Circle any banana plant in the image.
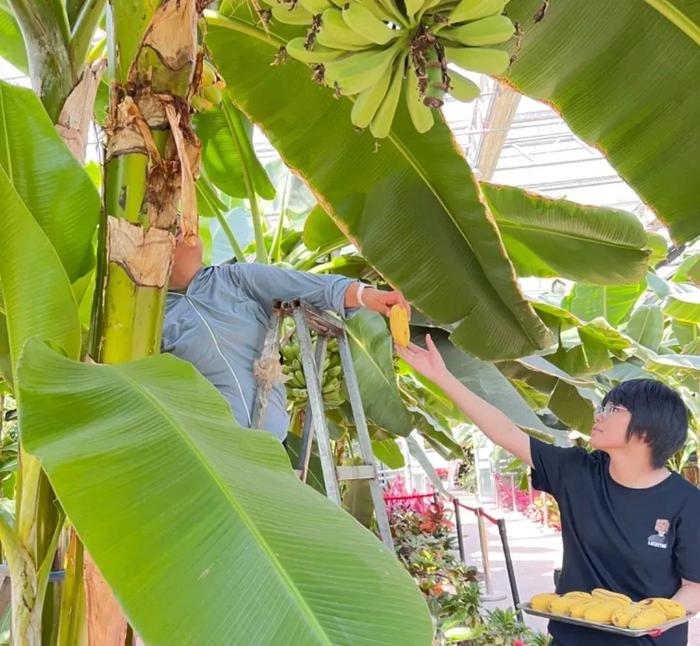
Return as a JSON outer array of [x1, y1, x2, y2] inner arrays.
[[0, 0, 698, 642]]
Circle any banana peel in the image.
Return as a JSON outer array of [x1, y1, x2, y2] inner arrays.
[[389, 304, 410, 347], [530, 592, 559, 612]]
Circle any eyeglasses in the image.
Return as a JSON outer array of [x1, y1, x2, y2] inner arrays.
[[595, 402, 628, 418]]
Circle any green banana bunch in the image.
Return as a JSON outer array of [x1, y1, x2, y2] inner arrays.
[[281, 335, 346, 410], [279, 0, 516, 137], [191, 59, 226, 113]]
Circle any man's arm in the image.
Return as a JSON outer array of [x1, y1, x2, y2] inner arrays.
[[230, 262, 408, 318], [673, 579, 700, 615], [397, 334, 532, 467]]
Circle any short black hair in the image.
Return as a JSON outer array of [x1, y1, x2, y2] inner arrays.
[[603, 379, 688, 469]]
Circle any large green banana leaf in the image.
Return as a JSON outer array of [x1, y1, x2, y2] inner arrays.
[[0, 81, 99, 281], [0, 1, 27, 72], [504, 0, 700, 243], [625, 304, 664, 351], [664, 292, 700, 324], [194, 100, 275, 201], [482, 184, 650, 284], [19, 341, 432, 646], [0, 165, 81, 376], [563, 281, 647, 326], [304, 187, 650, 286], [420, 330, 555, 435], [346, 311, 412, 436], [206, 14, 551, 361]]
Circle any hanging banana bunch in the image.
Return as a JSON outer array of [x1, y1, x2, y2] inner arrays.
[[268, 0, 514, 137], [192, 59, 227, 112], [281, 334, 346, 410]]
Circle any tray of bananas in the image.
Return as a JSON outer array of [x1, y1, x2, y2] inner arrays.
[[523, 589, 690, 637]]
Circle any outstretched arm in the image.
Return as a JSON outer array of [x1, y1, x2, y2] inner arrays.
[[397, 334, 532, 467]]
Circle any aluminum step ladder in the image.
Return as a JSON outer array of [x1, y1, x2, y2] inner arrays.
[[252, 299, 394, 550]]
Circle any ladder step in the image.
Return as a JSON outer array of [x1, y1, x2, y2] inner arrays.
[[336, 464, 376, 481]]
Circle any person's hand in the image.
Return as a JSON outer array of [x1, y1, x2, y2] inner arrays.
[[363, 288, 410, 317], [396, 334, 448, 385]]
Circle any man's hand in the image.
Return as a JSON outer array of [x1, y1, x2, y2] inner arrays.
[[362, 288, 410, 317], [344, 284, 410, 317]]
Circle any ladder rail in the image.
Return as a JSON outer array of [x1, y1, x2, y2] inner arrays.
[[337, 334, 394, 550], [253, 299, 395, 550]]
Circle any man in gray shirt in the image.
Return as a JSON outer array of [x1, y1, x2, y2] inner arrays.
[[162, 236, 409, 442]]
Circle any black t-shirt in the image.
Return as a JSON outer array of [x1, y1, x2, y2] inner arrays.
[[530, 437, 700, 646]]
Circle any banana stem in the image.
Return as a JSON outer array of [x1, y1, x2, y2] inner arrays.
[[271, 171, 291, 263], [203, 11, 285, 48], [642, 0, 700, 45], [221, 99, 268, 264]]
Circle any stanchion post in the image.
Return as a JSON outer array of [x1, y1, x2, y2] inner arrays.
[[541, 491, 548, 527], [497, 518, 522, 622], [453, 499, 466, 564], [476, 507, 493, 596]]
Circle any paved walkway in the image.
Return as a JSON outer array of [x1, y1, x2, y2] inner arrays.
[[452, 492, 699, 644]]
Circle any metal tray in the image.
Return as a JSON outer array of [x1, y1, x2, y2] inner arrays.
[[520, 603, 691, 638]]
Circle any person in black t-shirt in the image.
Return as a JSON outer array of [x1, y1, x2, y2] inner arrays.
[[397, 334, 700, 646]]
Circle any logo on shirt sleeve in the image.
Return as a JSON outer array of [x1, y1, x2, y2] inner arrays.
[[647, 518, 670, 549]]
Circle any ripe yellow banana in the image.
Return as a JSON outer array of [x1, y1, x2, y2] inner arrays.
[[448, 0, 508, 24], [638, 598, 686, 620], [324, 45, 399, 95], [591, 589, 632, 606], [583, 601, 627, 625], [405, 64, 434, 133], [612, 606, 642, 628], [530, 593, 559, 612], [342, 2, 399, 45], [317, 8, 376, 50], [570, 600, 598, 619], [271, 2, 314, 25], [548, 593, 591, 616], [369, 58, 404, 138], [440, 15, 515, 46], [389, 304, 410, 347], [628, 608, 668, 630], [286, 38, 346, 63], [444, 46, 510, 74], [351, 64, 394, 128], [447, 69, 480, 102]]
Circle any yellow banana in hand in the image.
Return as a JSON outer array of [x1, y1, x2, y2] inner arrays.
[[389, 304, 410, 347]]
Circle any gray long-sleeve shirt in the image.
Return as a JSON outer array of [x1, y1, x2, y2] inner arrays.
[[161, 262, 356, 441]]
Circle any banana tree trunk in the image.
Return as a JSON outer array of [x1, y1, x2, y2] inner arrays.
[[81, 0, 202, 641]]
